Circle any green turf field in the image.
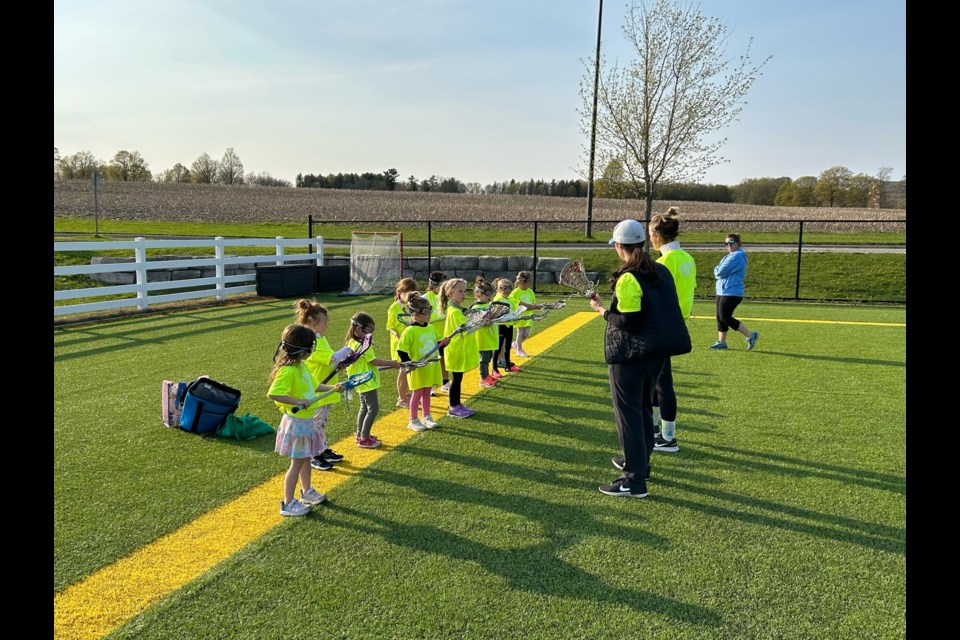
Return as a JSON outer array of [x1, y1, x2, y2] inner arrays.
[[54, 296, 906, 639]]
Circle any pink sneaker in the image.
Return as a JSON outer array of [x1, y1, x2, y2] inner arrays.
[[490, 371, 504, 380], [357, 436, 381, 449], [479, 375, 497, 388], [506, 365, 522, 373]]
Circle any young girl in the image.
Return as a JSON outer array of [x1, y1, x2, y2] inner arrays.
[[439, 278, 480, 418], [344, 312, 403, 448], [295, 299, 354, 471], [267, 324, 344, 517], [472, 277, 499, 388], [425, 271, 450, 393], [396, 294, 443, 431], [509, 270, 545, 359], [387, 278, 419, 409], [492, 277, 521, 374]]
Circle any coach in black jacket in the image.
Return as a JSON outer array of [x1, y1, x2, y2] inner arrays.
[[590, 219, 691, 498]]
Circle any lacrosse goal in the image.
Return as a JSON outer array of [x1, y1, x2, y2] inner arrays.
[[341, 231, 404, 295]]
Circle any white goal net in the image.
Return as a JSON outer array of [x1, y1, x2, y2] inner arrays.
[[343, 231, 403, 295]]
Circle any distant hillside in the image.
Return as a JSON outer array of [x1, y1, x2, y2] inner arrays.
[[53, 179, 905, 224]]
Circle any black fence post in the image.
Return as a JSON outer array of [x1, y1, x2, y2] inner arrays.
[[308, 214, 314, 257], [427, 221, 432, 275], [794, 220, 804, 300], [532, 222, 539, 293]]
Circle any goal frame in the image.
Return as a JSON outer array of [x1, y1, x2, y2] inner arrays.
[[340, 231, 404, 296]]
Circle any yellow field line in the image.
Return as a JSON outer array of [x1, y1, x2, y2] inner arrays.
[[53, 312, 599, 640], [690, 315, 905, 327]]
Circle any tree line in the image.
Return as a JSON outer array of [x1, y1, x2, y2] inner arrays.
[[54, 147, 905, 209]]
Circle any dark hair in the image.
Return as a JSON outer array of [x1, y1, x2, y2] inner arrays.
[[269, 324, 316, 381], [344, 311, 375, 345], [474, 276, 494, 296], [650, 207, 681, 242], [428, 271, 447, 288], [293, 299, 328, 325], [609, 242, 660, 289], [726, 233, 742, 244], [406, 293, 432, 315]]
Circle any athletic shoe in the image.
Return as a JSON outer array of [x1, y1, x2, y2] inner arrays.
[[407, 418, 428, 432], [430, 389, 436, 397], [653, 434, 680, 453], [300, 487, 327, 505], [610, 456, 651, 479], [746, 331, 759, 351], [310, 456, 333, 471], [709, 341, 728, 350], [514, 349, 530, 358], [479, 375, 497, 388], [280, 498, 312, 517], [438, 383, 451, 394], [320, 448, 343, 463], [422, 415, 439, 429], [447, 404, 474, 418], [490, 371, 504, 380], [356, 436, 381, 448], [598, 476, 648, 498], [496, 360, 507, 368], [511, 341, 518, 350], [396, 399, 409, 409], [506, 365, 522, 373]]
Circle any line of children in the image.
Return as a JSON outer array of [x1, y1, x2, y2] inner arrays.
[[267, 324, 344, 517], [344, 312, 403, 448], [438, 277, 480, 418], [294, 299, 353, 471], [396, 293, 443, 431], [387, 277, 419, 409], [471, 277, 500, 388]]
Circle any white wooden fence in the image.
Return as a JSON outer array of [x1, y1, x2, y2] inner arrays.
[[54, 236, 325, 317]]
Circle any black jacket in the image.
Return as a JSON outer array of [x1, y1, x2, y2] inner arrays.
[[603, 263, 692, 364]]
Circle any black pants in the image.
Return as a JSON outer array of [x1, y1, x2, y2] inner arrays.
[[653, 357, 675, 422], [497, 325, 514, 366], [716, 295, 744, 332], [608, 358, 664, 481], [449, 371, 465, 407]]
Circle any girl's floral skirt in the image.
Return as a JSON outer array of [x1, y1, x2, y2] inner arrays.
[[275, 413, 324, 459]]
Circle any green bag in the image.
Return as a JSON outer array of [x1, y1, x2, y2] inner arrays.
[[216, 413, 276, 441]]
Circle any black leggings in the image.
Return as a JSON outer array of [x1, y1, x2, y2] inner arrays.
[[653, 358, 676, 422], [449, 371, 465, 406], [716, 295, 744, 332], [497, 325, 514, 366]]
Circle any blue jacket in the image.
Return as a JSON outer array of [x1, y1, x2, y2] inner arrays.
[[713, 249, 747, 296]]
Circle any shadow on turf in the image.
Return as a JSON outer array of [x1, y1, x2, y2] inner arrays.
[[751, 350, 905, 368], [321, 475, 723, 627]]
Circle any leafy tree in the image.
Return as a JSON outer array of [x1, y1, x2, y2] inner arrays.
[[406, 175, 418, 191], [845, 173, 873, 208], [579, 0, 770, 231], [875, 166, 893, 208], [107, 150, 152, 182], [157, 163, 192, 183], [382, 168, 399, 191], [814, 165, 852, 207], [594, 158, 632, 199], [56, 150, 103, 180], [191, 153, 219, 184], [732, 177, 788, 205], [217, 148, 244, 185]]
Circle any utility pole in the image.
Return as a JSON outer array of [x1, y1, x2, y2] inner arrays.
[[585, 0, 603, 238]]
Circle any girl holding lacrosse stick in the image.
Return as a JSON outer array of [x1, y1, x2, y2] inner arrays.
[[472, 277, 501, 387], [387, 278, 419, 409], [509, 270, 546, 358], [397, 294, 444, 431], [295, 299, 354, 471], [646, 208, 697, 454], [344, 312, 403, 449], [439, 278, 480, 418], [589, 219, 690, 499], [492, 277, 521, 373], [425, 271, 451, 393], [268, 324, 345, 516]]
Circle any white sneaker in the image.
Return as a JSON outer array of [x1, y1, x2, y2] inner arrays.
[[300, 487, 327, 505], [280, 498, 312, 517], [422, 415, 439, 429], [514, 349, 529, 358], [407, 418, 428, 432], [511, 341, 517, 350], [438, 383, 451, 394]]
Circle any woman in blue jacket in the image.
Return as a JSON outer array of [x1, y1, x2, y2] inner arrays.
[[712, 234, 759, 350]]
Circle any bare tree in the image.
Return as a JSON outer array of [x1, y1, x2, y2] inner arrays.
[[56, 150, 103, 180], [191, 153, 219, 184], [579, 0, 771, 230], [217, 148, 244, 185], [875, 166, 893, 209]]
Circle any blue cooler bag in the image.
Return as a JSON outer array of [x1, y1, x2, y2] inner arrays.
[[179, 377, 242, 434]]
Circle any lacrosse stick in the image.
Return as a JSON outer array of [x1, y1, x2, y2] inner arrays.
[[291, 370, 375, 413], [414, 304, 505, 364], [541, 300, 567, 310], [379, 355, 443, 372], [320, 331, 374, 384], [558, 259, 599, 300], [395, 313, 415, 327]]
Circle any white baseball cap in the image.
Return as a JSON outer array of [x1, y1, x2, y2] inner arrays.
[[609, 219, 646, 245]]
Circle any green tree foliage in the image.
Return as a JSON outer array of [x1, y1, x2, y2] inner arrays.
[[814, 165, 853, 207], [732, 177, 789, 205], [191, 153, 219, 184], [580, 0, 770, 228], [157, 163, 192, 183], [382, 168, 399, 191], [56, 150, 104, 180], [594, 159, 632, 199], [406, 175, 418, 191], [106, 150, 152, 182], [217, 148, 244, 185]]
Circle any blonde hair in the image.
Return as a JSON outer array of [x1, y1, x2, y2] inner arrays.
[[438, 278, 467, 315], [650, 206, 681, 242], [293, 299, 328, 326], [394, 277, 417, 300]]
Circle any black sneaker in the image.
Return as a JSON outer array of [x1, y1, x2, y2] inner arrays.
[[653, 434, 679, 453], [610, 456, 650, 480], [598, 476, 648, 498], [310, 456, 333, 471], [320, 448, 343, 463]]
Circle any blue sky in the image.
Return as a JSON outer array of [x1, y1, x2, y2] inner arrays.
[[54, 0, 905, 187]]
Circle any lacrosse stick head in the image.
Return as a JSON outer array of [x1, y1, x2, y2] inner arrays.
[[343, 370, 374, 389], [558, 260, 598, 299], [396, 313, 415, 327], [485, 300, 512, 321]]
